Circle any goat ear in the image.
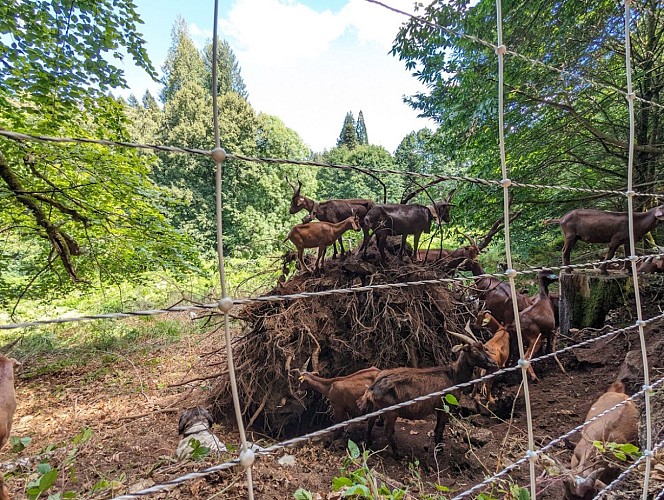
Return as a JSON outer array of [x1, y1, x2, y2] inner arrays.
[[178, 413, 187, 435], [655, 209, 664, 219]]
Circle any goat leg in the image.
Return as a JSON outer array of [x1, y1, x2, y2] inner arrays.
[[298, 248, 312, 273], [338, 236, 345, 258]]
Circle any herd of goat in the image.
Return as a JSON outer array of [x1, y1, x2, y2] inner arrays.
[[283, 178, 664, 498]]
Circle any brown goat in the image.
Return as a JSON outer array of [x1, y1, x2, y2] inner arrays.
[[296, 367, 381, 439], [545, 205, 664, 273], [463, 259, 532, 325], [284, 215, 361, 273], [356, 340, 497, 454], [415, 242, 480, 269], [563, 381, 638, 500], [0, 356, 19, 500], [469, 312, 510, 404], [509, 270, 558, 382], [287, 178, 374, 259]]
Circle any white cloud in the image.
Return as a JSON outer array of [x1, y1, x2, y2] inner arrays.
[[189, 22, 213, 48], [219, 0, 434, 152]]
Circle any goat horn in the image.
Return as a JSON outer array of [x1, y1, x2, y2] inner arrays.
[[300, 356, 310, 373], [447, 329, 476, 345], [459, 230, 477, 248], [446, 188, 456, 202], [285, 176, 296, 191], [463, 320, 479, 342]]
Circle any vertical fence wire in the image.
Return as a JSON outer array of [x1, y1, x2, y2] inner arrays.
[[494, 1, 537, 497], [623, 1, 653, 497], [210, 0, 255, 497]]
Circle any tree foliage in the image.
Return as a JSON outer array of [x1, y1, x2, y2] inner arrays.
[[337, 111, 359, 149], [391, 0, 664, 256], [356, 110, 369, 145]]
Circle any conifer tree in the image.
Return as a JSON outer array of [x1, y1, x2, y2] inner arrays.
[[356, 110, 368, 145], [204, 39, 249, 99], [336, 111, 359, 149]]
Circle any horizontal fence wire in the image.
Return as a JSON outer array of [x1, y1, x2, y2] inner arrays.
[[595, 439, 664, 499], [453, 375, 664, 500], [365, 0, 664, 113], [110, 314, 664, 499], [1, 128, 662, 199], [3, 252, 664, 330]]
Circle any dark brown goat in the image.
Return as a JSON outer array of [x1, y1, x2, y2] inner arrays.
[[545, 205, 664, 273], [284, 216, 360, 273], [563, 381, 638, 500], [287, 178, 374, 258], [356, 339, 497, 454], [415, 234, 479, 268], [296, 367, 381, 439], [463, 259, 531, 326], [361, 194, 454, 263], [509, 270, 558, 382]]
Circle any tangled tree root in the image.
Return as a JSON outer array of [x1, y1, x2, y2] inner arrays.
[[211, 248, 477, 437]]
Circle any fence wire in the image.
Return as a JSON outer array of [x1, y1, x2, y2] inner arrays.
[[1, 128, 661, 199], [3, 252, 663, 331], [2, 0, 663, 499], [109, 315, 664, 499]]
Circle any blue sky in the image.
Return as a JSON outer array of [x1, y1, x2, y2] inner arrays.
[[117, 0, 436, 153]]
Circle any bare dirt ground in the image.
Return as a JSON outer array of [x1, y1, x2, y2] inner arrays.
[[4, 286, 664, 499]]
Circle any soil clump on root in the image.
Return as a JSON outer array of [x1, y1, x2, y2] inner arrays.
[[211, 247, 474, 438]]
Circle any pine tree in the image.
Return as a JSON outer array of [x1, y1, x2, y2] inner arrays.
[[160, 17, 206, 103], [356, 110, 368, 145], [204, 39, 249, 99], [336, 111, 358, 149]]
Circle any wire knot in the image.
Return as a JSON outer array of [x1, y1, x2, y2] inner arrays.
[[504, 268, 518, 279], [525, 449, 538, 460], [625, 190, 635, 197], [635, 319, 646, 327], [240, 448, 256, 468], [625, 92, 636, 101], [218, 297, 234, 313], [495, 45, 507, 56], [500, 178, 512, 188], [211, 147, 227, 163], [518, 358, 530, 369]]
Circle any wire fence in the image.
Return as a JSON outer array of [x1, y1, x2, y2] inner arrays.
[[2, 0, 663, 499]]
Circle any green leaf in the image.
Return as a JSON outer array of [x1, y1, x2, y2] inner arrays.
[[39, 468, 59, 491], [293, 488, 313, 500], [37, 463, 53, 475], [343, 484, 371, 497], [10, 436, 32, 453], [612, 450, 627, 461], [618, 443, 641, 456], [72, 427, 93, 445], [347, 440, 360, 460], [435, 484, 451, 491], [516, 486, 530, 500], [332, 476, 354, 491], [444, 393, 459, 406]]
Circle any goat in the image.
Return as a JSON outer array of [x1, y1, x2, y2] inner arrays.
[[462, 259, 532, 325], [356, 336, 497, 454], [563, 381, 638, 500], [415, 233, 479, 268], [544, 205, 664, 273], [0, 356, 19, 500], [637, 254, 664, 274], [295, 367, 381, 439], [284, 215, 361, 273], [176, 407, 226, 460], [467, 312, 510, 404], [509, 270, 558, 382], [287, 178, 374, 258], [361, 194, 454, 263]]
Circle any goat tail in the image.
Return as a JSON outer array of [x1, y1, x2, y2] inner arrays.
[[356, 390, 374, 415], [542, 218, 561, 225]]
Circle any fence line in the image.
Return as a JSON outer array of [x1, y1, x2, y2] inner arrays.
[[1, 128, 662, 199], [3, 252, 663, 331], [109, 327, 664, 500]]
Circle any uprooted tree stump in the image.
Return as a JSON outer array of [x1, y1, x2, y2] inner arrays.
[[210, 245, 477, 438]]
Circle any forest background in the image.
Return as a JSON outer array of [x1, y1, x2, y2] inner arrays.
[[1, 0, 662, 323]]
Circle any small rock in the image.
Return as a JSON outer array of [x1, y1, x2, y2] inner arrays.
[[129, 479, 155, 492], [468, 428, 494, 447]]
